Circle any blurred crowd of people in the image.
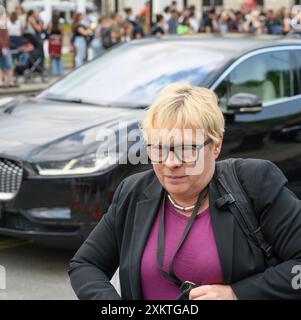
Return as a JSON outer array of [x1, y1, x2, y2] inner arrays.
[[71, 1, 300, 65], [150, 2, 298, 36], [0, 1, 300, 88], [0, 5, 64, 87]]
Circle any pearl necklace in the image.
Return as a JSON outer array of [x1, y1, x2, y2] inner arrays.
[[167, 195, 196, 213]]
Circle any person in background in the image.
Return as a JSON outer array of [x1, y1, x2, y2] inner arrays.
[[71, 12, 93, 67], [243, 9, 264, 35], [120, 21, 134, 43], [168, 9, 179, 34], [139, 1, 151, 34], [219, 11, 230, 33], [111, 13, 122, 44], [39, 9, 50, 30], [39, 8, 51, 64], [161, 13, 169, 34], [17, 35, 34, 54], [7, 11, 24, 60], [25, 10, 42, 37], [178, 7, 189, 23], [48, 11, 64, 76], [268, 9, 283, 35], [227, 10, 244, 33], [273, 9, 285, 35], [170, 1, 178, 12], [15, 6, 26, 30], [132, 17, 144, 39], [162, 6, 171, 22], [0, 9, 14, 88], [177, 16, 193, 35], [188, 6, 199, 33], [265, 10, 275, 34], [90, 17, 104, 58], [25, 10, 44, 70], [124, 7, 137, 27], [200, 9, 220, 33], [282, 9, 292, 35], [39, 8, 50, 41], [151, 14, 167, 37], [100, 16, 114, 50]]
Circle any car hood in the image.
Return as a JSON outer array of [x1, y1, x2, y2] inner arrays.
[[0, 97, 144, 160]]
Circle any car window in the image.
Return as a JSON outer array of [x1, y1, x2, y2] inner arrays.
[[214, 80, 229, 112], [41, 41, 227, 106], [226, 51, 292, 104], [292, 49, 301, 95]]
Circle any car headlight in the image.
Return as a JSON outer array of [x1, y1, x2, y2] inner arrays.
[[35, 153, 116, 176]]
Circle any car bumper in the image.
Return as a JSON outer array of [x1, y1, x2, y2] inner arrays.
[[0, 166, 121, 248], [0, 225, 85, 249]]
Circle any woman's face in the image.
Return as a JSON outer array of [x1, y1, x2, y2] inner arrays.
[[149, 129, 222, 199]]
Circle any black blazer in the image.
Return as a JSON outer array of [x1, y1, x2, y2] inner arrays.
[[69, 159, 301, 300]]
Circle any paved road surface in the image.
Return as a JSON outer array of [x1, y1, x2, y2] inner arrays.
[[0, 236, 77, 300]]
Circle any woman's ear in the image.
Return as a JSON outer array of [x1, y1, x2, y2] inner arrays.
[[213, 136, 223, 159]]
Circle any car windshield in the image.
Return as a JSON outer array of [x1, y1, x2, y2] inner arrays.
[[40, 40, 227, 107]]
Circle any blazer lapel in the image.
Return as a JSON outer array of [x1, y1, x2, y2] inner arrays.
[[209, 180, 235, 284], [129, 176, 164, 300]]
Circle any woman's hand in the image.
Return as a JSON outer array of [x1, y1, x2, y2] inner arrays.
[[2, 47, 7, 56], [189, 285, 237, 300]]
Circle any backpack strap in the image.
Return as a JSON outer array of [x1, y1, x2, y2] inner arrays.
[[214, 158, 279, 267]]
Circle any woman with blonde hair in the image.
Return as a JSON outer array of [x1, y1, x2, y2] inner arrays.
[[69, 83, 301, 300]]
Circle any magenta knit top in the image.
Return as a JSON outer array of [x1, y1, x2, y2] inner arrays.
[[140, 200, 223, 300]]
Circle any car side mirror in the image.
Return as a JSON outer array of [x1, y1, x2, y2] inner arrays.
[[227, 93, 263, 114]]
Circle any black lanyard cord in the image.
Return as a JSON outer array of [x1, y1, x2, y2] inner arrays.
[[156, 186, 209, 287]]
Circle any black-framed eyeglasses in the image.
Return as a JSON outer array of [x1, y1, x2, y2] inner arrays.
[[146, 138, 213, 164]]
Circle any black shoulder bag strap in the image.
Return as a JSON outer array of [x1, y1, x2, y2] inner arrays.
[[214, 158, 279, 267]]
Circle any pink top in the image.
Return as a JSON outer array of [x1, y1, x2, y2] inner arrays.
[[140, 200, 223, 300]]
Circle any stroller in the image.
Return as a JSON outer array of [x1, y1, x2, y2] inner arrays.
[[14, 33, 49, 84]]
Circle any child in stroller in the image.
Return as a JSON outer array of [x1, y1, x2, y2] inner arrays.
[[14, 33, 48, 84]]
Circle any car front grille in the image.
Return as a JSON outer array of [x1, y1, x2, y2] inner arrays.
[[0, 158, 23, 201]]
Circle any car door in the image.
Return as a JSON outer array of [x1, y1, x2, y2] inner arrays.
[[213, 47, 301, 198]]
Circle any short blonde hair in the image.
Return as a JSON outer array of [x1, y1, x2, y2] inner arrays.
[[141, 83, 225, 144]]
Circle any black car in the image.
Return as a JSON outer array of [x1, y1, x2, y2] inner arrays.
[[0, 35, 301, 248]]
